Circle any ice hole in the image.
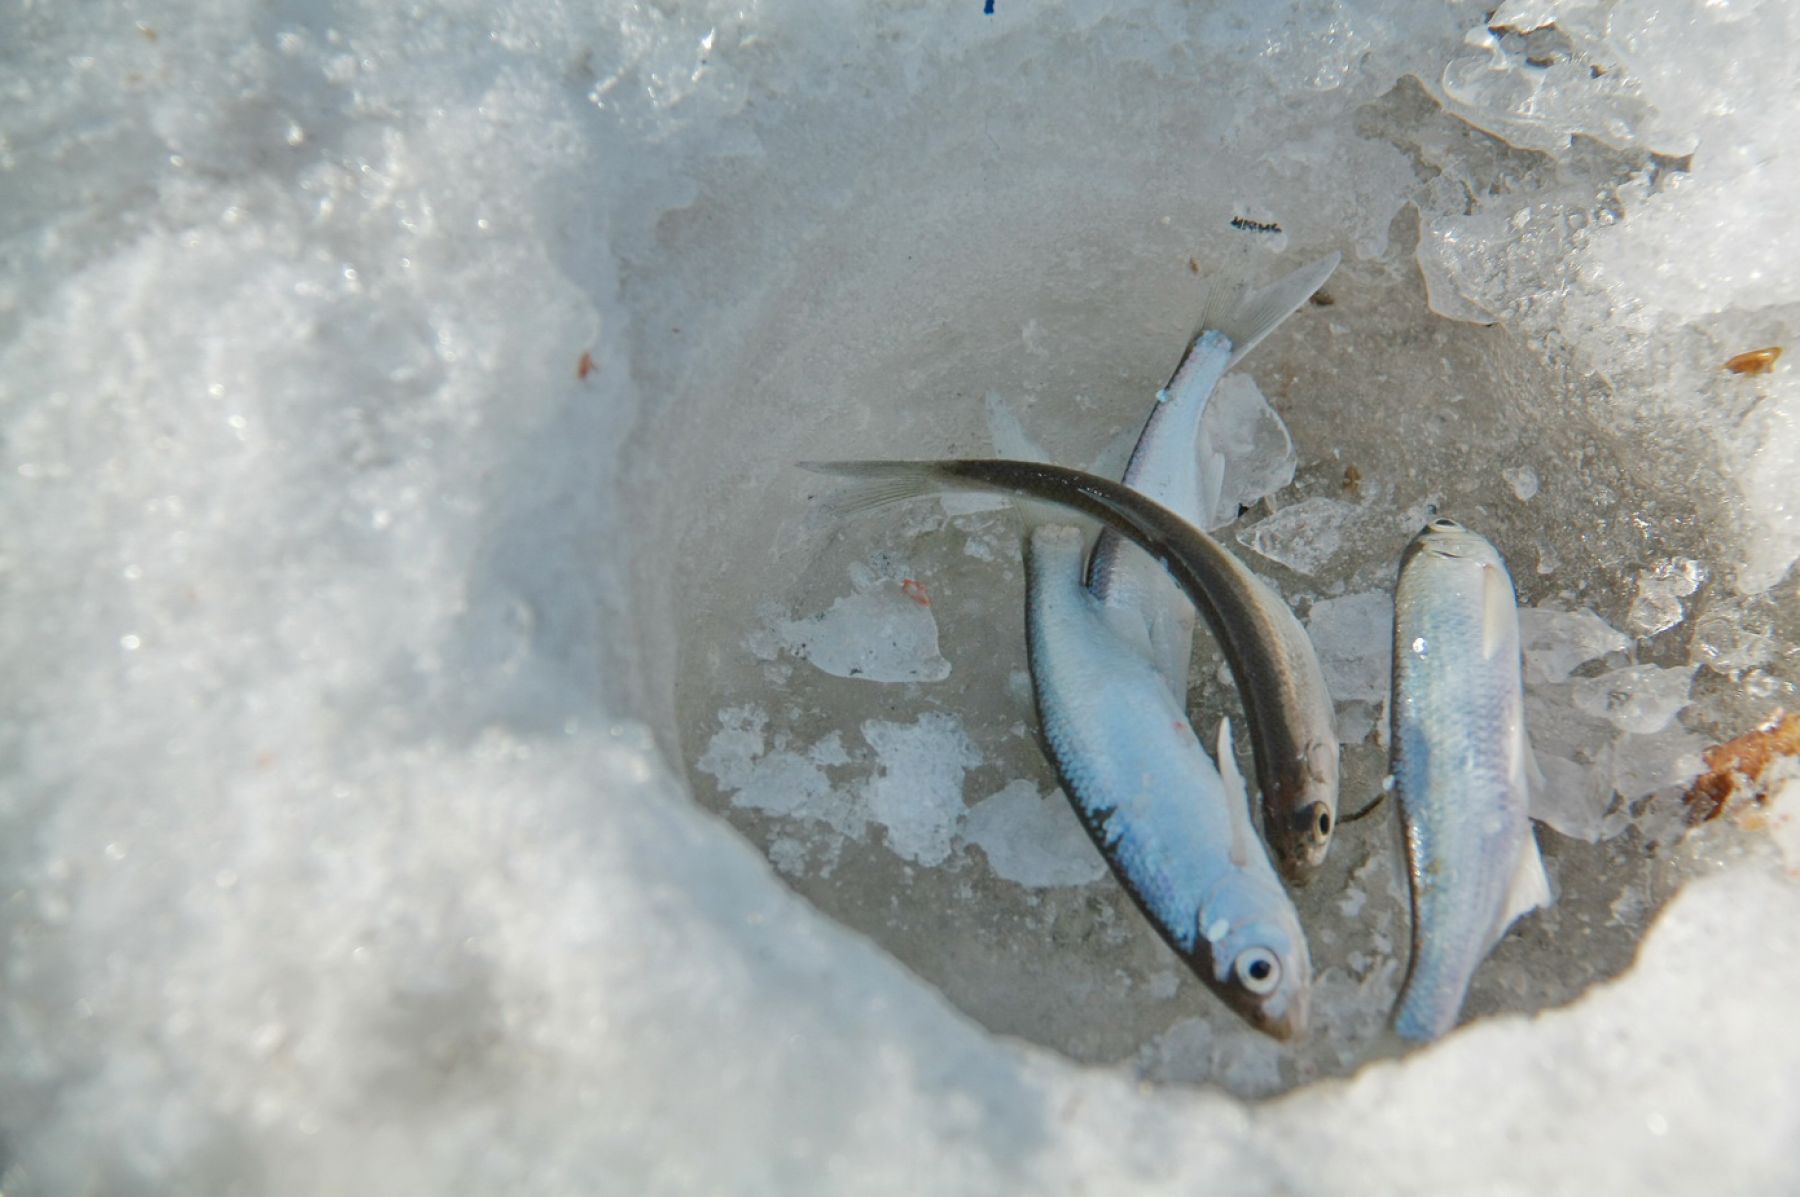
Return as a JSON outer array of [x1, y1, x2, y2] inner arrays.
[[653, 75, 1762, 1094]]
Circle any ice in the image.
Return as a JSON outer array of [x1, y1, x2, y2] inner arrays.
[[1689, 596, 1776, 675], [1502, 463, 1540, 502], [10, 0, 1800, 1190], [1519, 607, 1632, 685], [959, 780, 1107, 888], [1306, 591, 1395, 703], [697, 711, 865, 866], [767, 575, 951, 684], [1197, 374, 1298, 526], [1525, 687, 1625, 842], [1627, 558, 1707, 639], [860, 714, 982, 867], [1612, 731, 1707, 806], [1571, 664, 1696, 736], [1237, 496, 1358, 575]]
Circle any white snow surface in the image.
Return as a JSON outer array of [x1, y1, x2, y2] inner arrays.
[[6, 0, 1800, 1193]]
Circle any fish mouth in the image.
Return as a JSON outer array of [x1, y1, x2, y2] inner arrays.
[[1255, 994, 1309, 1041], [1276, 819, 1332, 882], [1276, 846, 1325, 885]]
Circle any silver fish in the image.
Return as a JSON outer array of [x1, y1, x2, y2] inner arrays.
[[801, 456, 1342, 883], [1390, 517, 1550, 1042], [1027, 523, 1310, 1037], [1088, 253, 1340, 708]]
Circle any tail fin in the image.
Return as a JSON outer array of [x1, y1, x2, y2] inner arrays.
[[797, 460, 962, 519], [1196, 252, 1341, 369]]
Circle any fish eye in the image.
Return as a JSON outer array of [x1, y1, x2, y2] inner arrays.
[[1314, 806, 1332, 839], [1233, 947, 1281, 996], [1431, 517, 1458, 530]]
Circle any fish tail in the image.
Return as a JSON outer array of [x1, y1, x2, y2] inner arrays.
[[796, 460, 964, 518], [800, 458, 1079, 532], [1196, 252, 1341, 369]]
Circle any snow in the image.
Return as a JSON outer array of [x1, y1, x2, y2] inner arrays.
[[8, 0, 1800, 1191]]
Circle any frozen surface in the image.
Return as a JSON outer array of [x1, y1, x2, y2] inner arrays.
[[7, 0, 1800, 1193]]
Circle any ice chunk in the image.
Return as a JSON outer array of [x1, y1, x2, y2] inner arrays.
[[860, 714, 981, 867], [1571, 664, 1696, 736], [696, 703, 769, 791], [1501, 464, 1540, 501], [1198, 375, 1298, 527], [1526, 688, 1625, 841], [1611, 731, 1706, 805], [1688, 597, 1776, 674], [1518, 607, 1631, 685], [1626, 558, 1706, 638], [1306, 591, 1394, 703], [1534, 748, 1623, 843], [1237, 497, 1356, 575], [772, 578, 951, 683], [699, 711, 864, 841], [959, 780, 1106, 888]]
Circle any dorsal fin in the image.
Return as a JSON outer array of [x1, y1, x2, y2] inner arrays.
[[1215, 717, 1253, 869], [1481, 561, 1516, 660]]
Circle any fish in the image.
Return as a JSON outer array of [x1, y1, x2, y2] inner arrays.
[[1389, 517, 1551, 1042], [798, 457, 1341, 883], [1088, 253, 1340, 715], [1026, 522, 1310, 1037]]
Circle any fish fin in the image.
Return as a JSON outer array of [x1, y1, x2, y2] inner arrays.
[[1199, 252, 1341, 368], [799, 460, 958, 518], [1215, 718, 1254, 869], [1481, 562, 1515, 660], [1494, 833, 1552, 946], [1521, 728, 1548, 805], [1197, 446, 1229, 529]]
